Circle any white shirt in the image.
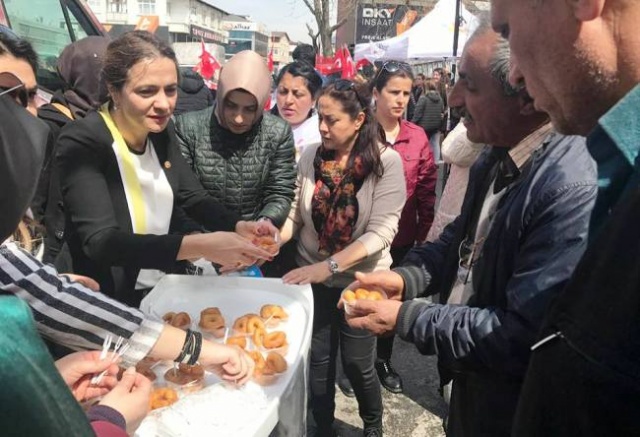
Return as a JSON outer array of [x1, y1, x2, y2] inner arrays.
[[291, 113, 322, 163], [120, 140, 174, 290]]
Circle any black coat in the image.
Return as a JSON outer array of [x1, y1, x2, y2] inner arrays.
[[36, 95, 75, 266], [411, 91, 444, 135], [56, 111, 239, 306], [174, 69, 214, 116]]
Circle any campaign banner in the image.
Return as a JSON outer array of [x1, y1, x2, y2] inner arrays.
[[355, 3, 422, 44]]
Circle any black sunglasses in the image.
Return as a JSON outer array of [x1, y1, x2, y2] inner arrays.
[[333, 79, 369, 109], [0, 72, 28, 108], [374, 60, 412, 80]]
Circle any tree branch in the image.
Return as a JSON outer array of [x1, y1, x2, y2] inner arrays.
[[328, 17, 347, 33], [301, 0, 315, 15]]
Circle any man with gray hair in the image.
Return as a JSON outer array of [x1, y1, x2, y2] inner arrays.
[[342, 19, 598, 436]]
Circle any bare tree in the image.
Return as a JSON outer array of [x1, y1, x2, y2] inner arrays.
[[300, 0, 357, 56]]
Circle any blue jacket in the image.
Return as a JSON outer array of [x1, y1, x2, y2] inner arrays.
[[394, 132, 598, 436]]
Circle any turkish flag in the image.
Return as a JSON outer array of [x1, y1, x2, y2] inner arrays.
[[355, 58, 371, 71], [194, 40, 220, 80], [267, 48, 274, 73], [333, 48, 344, 72], [264, 48, 275, 110], [341, 45, 356, 79]]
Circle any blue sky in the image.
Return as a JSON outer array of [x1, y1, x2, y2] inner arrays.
[[208, 0, 316, 43]]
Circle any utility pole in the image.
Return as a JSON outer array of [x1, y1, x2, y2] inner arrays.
[[451, 0, 461, 80]]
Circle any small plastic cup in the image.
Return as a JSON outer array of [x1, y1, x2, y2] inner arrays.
[[250, 350, 287, 386], [198, 323, 226, 339], [259, 305, 289, 328], [253, 371, 280, 386], [164, 364, 205, 395], [135, 360, 158, 383], [340, 287, 387, 315], [251, 233, 281, 257]]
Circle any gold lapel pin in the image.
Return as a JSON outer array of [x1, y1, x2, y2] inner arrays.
[[164, 161, 171, 169]]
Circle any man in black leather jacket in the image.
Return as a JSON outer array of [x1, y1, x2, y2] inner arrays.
[[343, 20, 598, 437]]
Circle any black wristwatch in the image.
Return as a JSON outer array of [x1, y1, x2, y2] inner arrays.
[[326, 257, 339, 274]]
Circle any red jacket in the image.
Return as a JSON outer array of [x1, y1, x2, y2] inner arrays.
[[389, 120, 437, 247]]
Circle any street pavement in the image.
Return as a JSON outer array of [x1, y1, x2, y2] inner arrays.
[[334, 338, 448, 437]]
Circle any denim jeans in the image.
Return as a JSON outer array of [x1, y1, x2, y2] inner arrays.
[[428, 131, 442, 163], [308, 283, 383, 434]]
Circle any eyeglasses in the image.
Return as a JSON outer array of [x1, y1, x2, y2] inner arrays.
[[333, 79, 368, 109], [0, 72, 29, 108]]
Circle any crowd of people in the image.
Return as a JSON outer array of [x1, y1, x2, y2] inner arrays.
[[1, 0, 639, 434]]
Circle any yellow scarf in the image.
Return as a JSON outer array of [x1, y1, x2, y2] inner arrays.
[[99, 106, 147, 233]]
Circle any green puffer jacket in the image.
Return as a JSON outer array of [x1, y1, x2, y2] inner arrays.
[[175, 106, 296, 227]]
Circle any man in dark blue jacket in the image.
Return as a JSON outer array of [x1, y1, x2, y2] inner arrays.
[[343, 18, 598, 437]]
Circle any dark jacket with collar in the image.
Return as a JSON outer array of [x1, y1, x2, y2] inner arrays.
[[174, 105, 296, 227], [36, 93, 77, 267], [513, 89, 640, 436], [394, 133, 598, 436], [56, 111, 239, 306]]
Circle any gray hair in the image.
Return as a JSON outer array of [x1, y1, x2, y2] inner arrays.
[[468, 12, 521, 97]]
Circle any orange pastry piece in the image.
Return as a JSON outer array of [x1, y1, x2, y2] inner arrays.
[[260, 304, 289, 321], [355, 288, 369, 300], [149, 387, 178, 410], [163, 312, 191, 330], [199, 307, 225, 337], [226, 335, 247, 349], [264, 351, 288, 374], [367, 291, 383, 301], [253, 329, 287, 350], [342, 290, 356, 303], [252, 235, 280, 255], [233, 313, 260, 333]]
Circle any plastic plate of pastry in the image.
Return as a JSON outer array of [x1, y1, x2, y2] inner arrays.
[[340, 286, 388, 316], [136, 275, 313, 437]]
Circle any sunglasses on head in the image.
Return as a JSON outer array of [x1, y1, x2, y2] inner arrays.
[[375, 60, 412, 80], [0, 72, 29, 108], [333, 79, 368, 109]]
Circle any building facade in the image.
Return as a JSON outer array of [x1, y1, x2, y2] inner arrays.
[[223, 15, 269, 59], [270, 31, 292, 68], [85, 0, 230, 65]]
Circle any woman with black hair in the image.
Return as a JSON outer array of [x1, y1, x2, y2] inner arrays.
[[273, 60, 323, 161], [281, 80, 406, 436]]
